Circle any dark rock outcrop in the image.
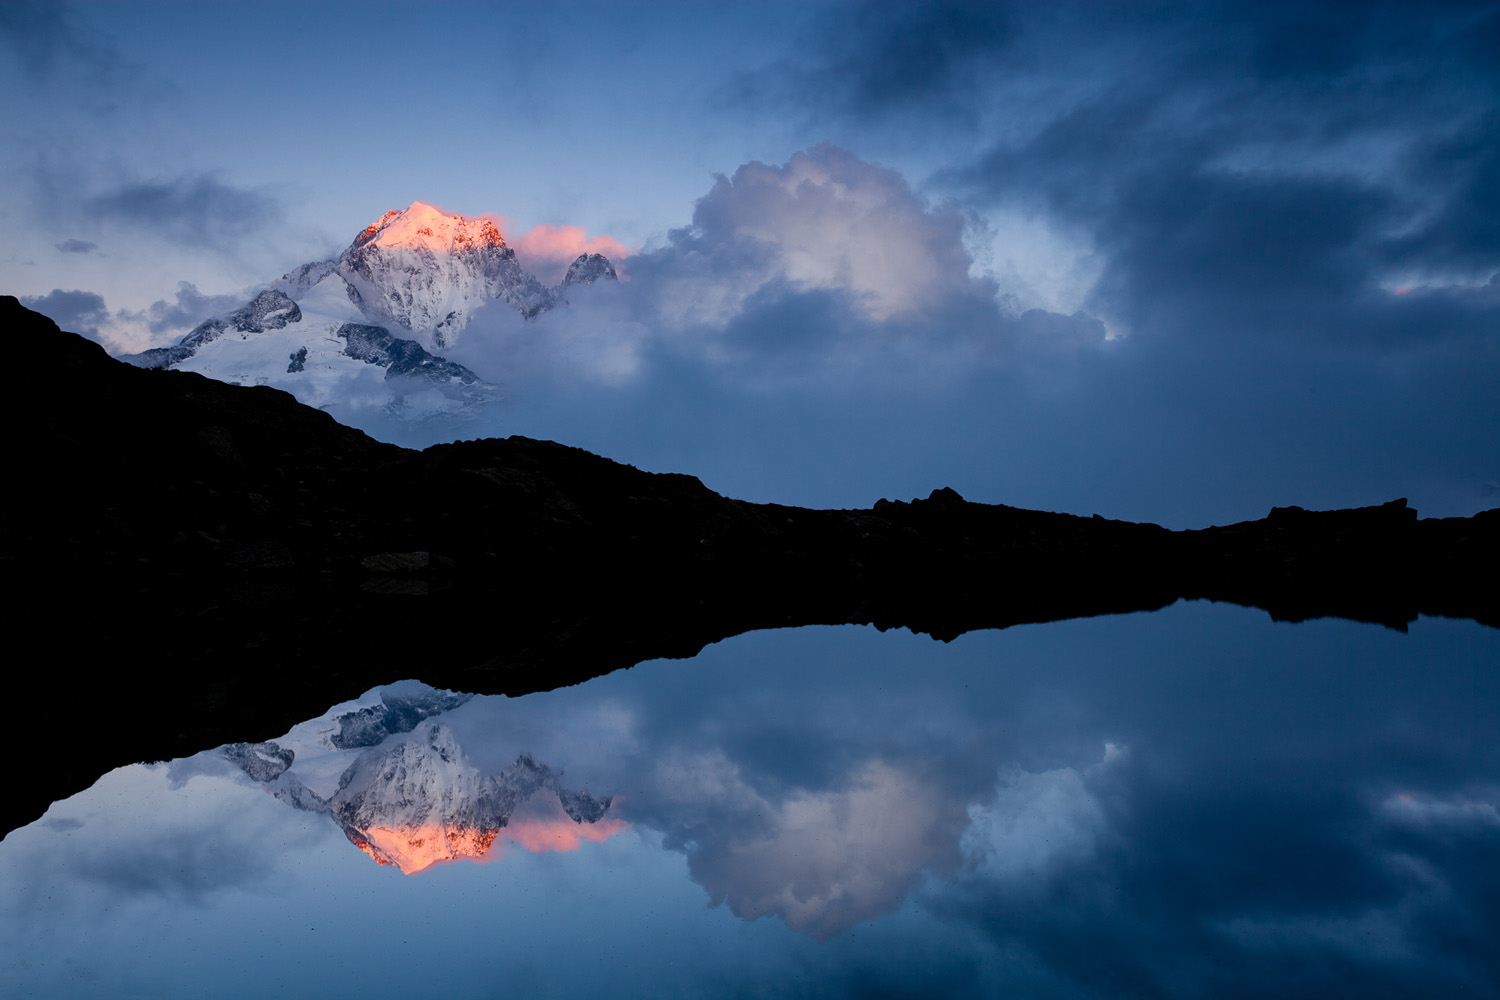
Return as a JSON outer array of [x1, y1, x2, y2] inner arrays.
[[2, 294, 1496, 836], [222, 741, 295, 783], [329, 688, 474, 750], [562, 252, 618, 288], [337, 322, 485, 385]]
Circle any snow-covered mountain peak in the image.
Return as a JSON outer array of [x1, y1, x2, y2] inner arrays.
[[116, 200, 620, 421], [350, 201, 507, 258], [339, 201, 549, 345], [563, 252, 619, 287]]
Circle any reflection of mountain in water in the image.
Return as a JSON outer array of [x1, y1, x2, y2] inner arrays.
[[223, 692, 616, 873], [330, 730, 613, 872]]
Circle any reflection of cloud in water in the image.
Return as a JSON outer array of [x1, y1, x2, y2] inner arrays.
[[670, 758, 968, 940], [3, 760, 325, 908], [1379, 791, 1500, 831], [491, 793, 630, 857], [961, 744, 1122, 882], [646, 744, 1124, 939]]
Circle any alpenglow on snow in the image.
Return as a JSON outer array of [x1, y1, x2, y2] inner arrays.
[[122, 201, 619, 419], [220, 683, 617, 874]]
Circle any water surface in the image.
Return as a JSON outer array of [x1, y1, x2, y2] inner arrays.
[[4, 602, 1496, 998]]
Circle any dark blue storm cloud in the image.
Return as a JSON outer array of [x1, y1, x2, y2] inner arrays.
[[943, 2, 1495, 341], [0, 0, 121, 81], [730, 0, 1015, 125], [19, 288, 107, 338], [82, 175, 284, 248]]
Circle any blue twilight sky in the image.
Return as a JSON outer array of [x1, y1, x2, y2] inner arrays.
[[3, 0, 1498, 524]]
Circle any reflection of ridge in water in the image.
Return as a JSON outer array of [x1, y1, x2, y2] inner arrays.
[[223, 688, 621, 874]]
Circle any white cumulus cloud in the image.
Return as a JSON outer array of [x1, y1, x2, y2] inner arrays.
[[635, 143, 995, 329]]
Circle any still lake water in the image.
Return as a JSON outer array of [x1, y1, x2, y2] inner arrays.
[[4, 601, 1497, 999]]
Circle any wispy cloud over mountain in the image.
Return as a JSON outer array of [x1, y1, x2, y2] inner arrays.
[[0, 0, 123, 82], [735, 0, 1015, 124], [82, 175, 284, 248]]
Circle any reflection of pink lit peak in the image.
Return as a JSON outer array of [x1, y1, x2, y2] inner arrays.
[[329, 729, 617, 873], [339, 792, 629, 875], [232, 720, 621, 875], [344, 820, 500, 873], [226, 700, 623, 875]]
